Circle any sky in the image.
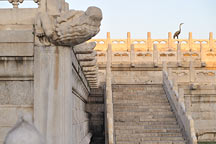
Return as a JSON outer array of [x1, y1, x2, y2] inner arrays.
[[0, 0, 216, 39]]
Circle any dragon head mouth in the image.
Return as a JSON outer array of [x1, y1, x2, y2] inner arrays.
[[55, 6, 103, 46]]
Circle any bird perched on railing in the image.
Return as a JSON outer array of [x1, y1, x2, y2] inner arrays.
[[173, 23, 184, 39]]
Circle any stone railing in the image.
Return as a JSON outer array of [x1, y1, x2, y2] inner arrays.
[[90, 32, 215, 51], [168, 62, 216, 83], [163, 64, 197, 144], [0, 0, 69, 13], [105, 44, 115, 144], [90, 32, 216, 67], [0, 0, 40, 8]]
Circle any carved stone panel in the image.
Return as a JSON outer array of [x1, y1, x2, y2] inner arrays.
[[0, 81, 33, 105]]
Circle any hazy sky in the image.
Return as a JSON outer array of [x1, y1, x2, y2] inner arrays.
[[1, 0, 216, 39]]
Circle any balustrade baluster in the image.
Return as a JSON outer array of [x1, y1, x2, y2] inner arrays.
[[189, 32, 193, 51], [177, 43, 182, 67], [130, 44, 135, 66], [34, 0, 40, 7], [168, 32, 173, 50], [153, 44, 158, 67], [7, 0, 41, 8], [209, 32, 213, 51], [189, 61, 195, 82], [147, 32, 152, 51], [8, 0, 23, 8]]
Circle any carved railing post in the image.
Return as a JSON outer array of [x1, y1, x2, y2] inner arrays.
[[8, 0, 24, 8], [127, 32, 131, 51], [162, 61, 167, 72], [147, 32, 152, 51], [153, 44, 158, 67], [189, 32, 193, 51], [200, 43, 206, 67], [189, 61, 195, 82], [167, 68, 173, 82], [177, 43, 182, 67], [168, 32, 173, 50], [130, 44, 135, 66], [34, 0, 41, 7], [107, 32, 111, 49], [209, 32, 213, 51], [179, 88, 185, 105], [107, 32, 111, 64]]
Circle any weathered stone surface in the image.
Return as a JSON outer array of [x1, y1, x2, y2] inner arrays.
[[71, 93, 90, 144], [112, 70, 162, 84], [76, 51, 97, 61], [0, 81, 33, 105], [0, 9, 38, 25], [0, 108, 17, 126], [0, 30, 33, 43], [87, 88, 105, 144], [112, 85, 185, 144], [83, 66, 97, 72], [35, 7, 102, 46], [0, 57, 33, 79], [85, 74, 97, 78], [73, 42, 96, 54], [84, 71, 98, 75], [80, 59, 97, 67], [0, 43, 34, 56]]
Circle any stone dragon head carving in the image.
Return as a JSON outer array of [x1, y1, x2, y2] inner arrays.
[[35, 6, 102, 46]]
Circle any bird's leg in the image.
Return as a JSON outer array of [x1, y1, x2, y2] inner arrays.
[[177, 36, 179, 43]]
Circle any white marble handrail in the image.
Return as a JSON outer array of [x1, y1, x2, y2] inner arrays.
[[163, 64, 197, 144], [105, 43, 115, 144], [0, 0, 39, 8]]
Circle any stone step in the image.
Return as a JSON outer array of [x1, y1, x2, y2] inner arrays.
[[114, 100, 169, 104], [113, 94, 167, 98], [116, 140, 186, 144], [132, 128, 182, 133], [114, 111, 175, 117], [113, 98, 168, 102], [113, 92, 166, 96], [88, 96, 104, 103], [115, 130, 182, 136], [114, 117, 177, 122], [112, 84, 185, 144], [112, 85, 164, 90], [90, 88, 104, 95], [114, 103, 171, 108], [114, 107, 172, 112], [115, 124, 180, 130], [90, 137, 105, 144], [116, 135, 184, 141], [88, 87, 104, 144], [114, 90, 166, 93], [114, 114, 176, 120], [114, 121, 178, 126], [115, 125, 180, 130]]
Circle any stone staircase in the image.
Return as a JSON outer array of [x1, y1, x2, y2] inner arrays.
[[113, 84, 186, 144], [87, 88, 105, 144]]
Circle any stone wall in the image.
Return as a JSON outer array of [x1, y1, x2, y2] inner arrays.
[[165, 67, 216, 142], [182, 84, 216, 142], [0, 5, 95, 144], [87, 88, 105, 144], [0, 27, 34, 144], [72, 49, 91, 144]]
